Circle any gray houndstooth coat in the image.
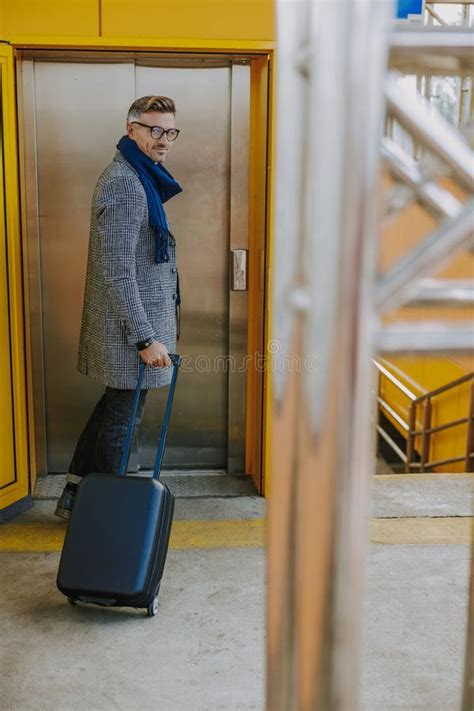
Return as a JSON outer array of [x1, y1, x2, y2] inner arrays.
[[78, 151, 179, 390]]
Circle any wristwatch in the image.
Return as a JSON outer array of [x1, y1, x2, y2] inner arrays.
[[136, 337, 155, 351]]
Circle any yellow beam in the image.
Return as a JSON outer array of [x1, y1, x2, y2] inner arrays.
[[7, 36, 275, 51]]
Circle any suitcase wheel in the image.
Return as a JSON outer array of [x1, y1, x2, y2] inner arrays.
[[147, 596, 159, 617], [67, 597, 77, 606]]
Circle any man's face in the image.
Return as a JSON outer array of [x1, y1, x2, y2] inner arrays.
[[127, 111, 176, 163]]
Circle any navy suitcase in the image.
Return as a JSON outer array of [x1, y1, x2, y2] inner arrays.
[[57, 355, 180, 617]]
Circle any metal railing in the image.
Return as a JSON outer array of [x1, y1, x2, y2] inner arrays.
[[269, 5, 474, 709], [376, 360, 474, 472]]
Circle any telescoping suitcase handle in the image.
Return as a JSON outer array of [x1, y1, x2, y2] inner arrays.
[[118, 354, 181, 480]]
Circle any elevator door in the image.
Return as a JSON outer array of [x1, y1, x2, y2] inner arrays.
[[22, 57, 250, 474]]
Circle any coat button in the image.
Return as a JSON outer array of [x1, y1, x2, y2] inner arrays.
[[171, 267, 177, 274], [172, 293, 177, 300]]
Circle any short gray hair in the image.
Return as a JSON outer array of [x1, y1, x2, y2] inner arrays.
[[127, 95, 176, 123]]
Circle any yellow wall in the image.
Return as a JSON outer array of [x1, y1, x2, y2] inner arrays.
[[0, 0, 275, 40], [0, 46, 30, 511], [0, 0, 99, 36], [102, 0, 274, 40]]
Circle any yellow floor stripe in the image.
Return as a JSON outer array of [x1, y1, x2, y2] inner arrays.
[[0, 519, 265, 553], [172, 519, 265, 549], [0, 517, 471, 552], [373, 473, 473, 481], [371, 517, 472, 545]]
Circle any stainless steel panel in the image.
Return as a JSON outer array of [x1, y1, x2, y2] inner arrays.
[[135, 64, 232, 469], [19, 60, 47, 476], [228, 64, 250, 474], [21, 57, 249, 473], [27, 61, 135, 472]]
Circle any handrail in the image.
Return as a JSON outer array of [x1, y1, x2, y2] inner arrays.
[[413, 371, 474, 403], [422, 416, 469, 436], [372, 359, 418, 400], [405, 279, 474, 309], [378, 356, 427, 395], [374, 359, 474, 472]]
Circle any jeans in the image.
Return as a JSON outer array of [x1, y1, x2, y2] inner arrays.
[[68, 387, 148, 479]]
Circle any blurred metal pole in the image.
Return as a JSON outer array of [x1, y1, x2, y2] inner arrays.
[[389, 29, 474, 70], [266, 1, 308, 706], [402, 279, 474, 307], [268, 1, 393, 708], [381, 137, 463, 219], [376, 200, 474, 312], [385, 75, 474, 190], [462, 537, 474, 711], [376, 323, 474, 353]]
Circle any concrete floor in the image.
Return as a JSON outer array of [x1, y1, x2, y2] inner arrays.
[[361, 544, 470, 711], [1, 548, 265, 711], [0, 472, 472, 710]]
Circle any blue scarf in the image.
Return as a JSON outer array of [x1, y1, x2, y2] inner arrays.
[[117, 135, 182, 263]]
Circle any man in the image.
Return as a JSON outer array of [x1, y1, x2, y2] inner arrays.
[[55, 95, 182, 520]]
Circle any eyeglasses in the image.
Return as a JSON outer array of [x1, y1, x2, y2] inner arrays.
[[131, 122, 180, 142]]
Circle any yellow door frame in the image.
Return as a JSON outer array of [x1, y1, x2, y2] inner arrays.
[[5, 36, 275, 499], [0, 43, 31, 516]]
